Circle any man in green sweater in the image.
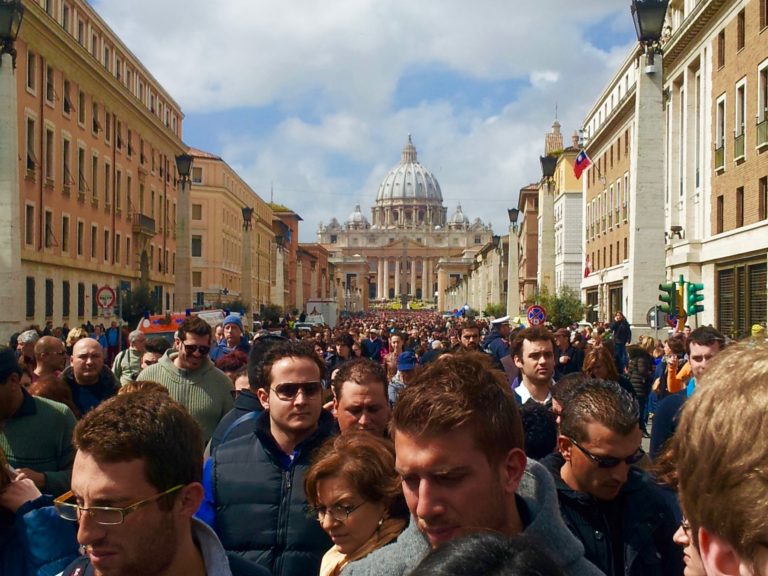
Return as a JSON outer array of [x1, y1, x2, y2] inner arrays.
[[138, 316, 233, 443], [0, 345, 76, 495]]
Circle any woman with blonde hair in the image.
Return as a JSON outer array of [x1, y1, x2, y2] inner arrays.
[[305, 432, 408, 576]]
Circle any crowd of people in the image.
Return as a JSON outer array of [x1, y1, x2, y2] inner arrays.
[[1, 308, 766, 576]]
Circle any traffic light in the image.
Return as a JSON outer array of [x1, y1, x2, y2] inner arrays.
[[658, 282, 677, 314], [687, 282, 704, 316]]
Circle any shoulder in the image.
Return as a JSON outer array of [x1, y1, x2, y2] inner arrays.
[[344, 520, 428, 576]]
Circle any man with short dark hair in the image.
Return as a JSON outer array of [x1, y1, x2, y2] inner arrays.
[[202, 341, 333, 576], [684, 325, 725, 396], [609, 311, 631, 373], [361, 328, 384, 361], [344, 352, 601, 576], [457, 321, 481, 352], [511, 326, 556, 406], [482, 316, 511, 368], [553, 328, 582, 381], [542, 379, 681, 576], [56, 391, 235, 576], [332, 357, 390, 436], [139, 317, 233, 443], [61, 338, 119, 415]]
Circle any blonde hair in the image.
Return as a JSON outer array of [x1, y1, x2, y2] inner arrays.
[[65, 327, 89, 348]]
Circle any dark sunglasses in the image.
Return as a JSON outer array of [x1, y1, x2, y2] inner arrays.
[[272, 382, 322, 400], [568, 437, 645, 469], [182, 343, 211, 355]]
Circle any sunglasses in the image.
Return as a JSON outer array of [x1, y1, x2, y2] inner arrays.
[[568, 437, 645, 469], [272, 382, 322, 400], [182, 343, 211, 355]]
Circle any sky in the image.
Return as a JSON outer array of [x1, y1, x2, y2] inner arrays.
[[92, 0, 638, 242]]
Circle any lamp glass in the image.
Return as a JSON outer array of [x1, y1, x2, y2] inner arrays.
[[175, 154, 193, 178], [0, 0, 24, 42], [540, 155, 557, 179], [508, 208, 520, 223], [631, 0, 669, 43], [241, 206, 254, 222]]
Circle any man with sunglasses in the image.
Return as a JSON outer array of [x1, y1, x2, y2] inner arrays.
[[138, 317, 233, 444], [201, 341, 334, 576], [542, 379, 682, 576]]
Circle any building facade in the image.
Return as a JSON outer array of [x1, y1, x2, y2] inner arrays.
[[516, 183, 540, 305], [317, 136, 493, 312], [444, 235, 508, 314], [553, 143, 585, 294], [13, 0, 185, 330], [187, 148, 274, 313], [663, 0, 768, 338]]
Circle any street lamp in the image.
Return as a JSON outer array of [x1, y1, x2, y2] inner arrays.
[[174, 153, 194, 311], [631, 0, 669, 68], [0, 0, 24, 68], [507, 207, 519, 225], [241, 207, 253, 317], [540, 155, 557, 182]]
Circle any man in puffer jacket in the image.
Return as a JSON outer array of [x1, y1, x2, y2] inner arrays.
[[626, 343, 654, 435]]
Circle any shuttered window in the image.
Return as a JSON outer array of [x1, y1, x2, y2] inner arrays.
[[718, 261, 768, 339]]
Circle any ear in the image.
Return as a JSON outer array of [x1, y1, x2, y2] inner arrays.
[[256, 387, 270, 411], [698, 527, 746, 576], [499, 448, 527, 494], [513, 355, 523, 370], [177, 482, 204, 518], [557, 435, 573, 462]]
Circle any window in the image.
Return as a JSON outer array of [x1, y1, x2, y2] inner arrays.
[[193, 271, 202, 287], [62, 139, 73, 191], [91, 32, 98, 58], [115, 232, 121, 263], [25, 204, 34, 245], [192, 203, 202, 220], [762, 0, 768, 30], [26, 118, 37, 172], [92, 102, 101, 133], [78, 90, 85, 125], [45, 210, 53, 248], [77, 147, 86, 195], [717, 30, 725, 69], [761, 177, 768, 220], [62, 3, 70, 32], [736, 187, 744, 227], [45, 65, 54, 103], [115, 170, 122, 211], [717, 261, 767, 340], [45, 279, 53, 317], [44, 127, 54, 181], [62, 215, 70, 252], [127, 130, 133, 157], [90, 224, 97, 258], [104, 229, 109, 261], [126, 237, 131, 266], [716, 195, 724, 233], [91, 284, 98, 318], [63, 79, 72, 115], [77, 220, 83, 255], [191, 166, 203, 184], [191, 235, 202, 257], [26, 277, 35, 318], [104, 112, 111, 143], [737, 10, 745, 51], [104, 163, 111, 205], [716, 96, 726, 170], [735, 80, 746, 136], [26, 51, 36, 92], [62, 281, 70, 318], [150, 189, 155, 217], [126, 175, 132, 212], [103, 45, 110, 70], [758, 64, 768, 147], [77, 282, 85, 317], [76, 19, 84, 45], [91, 155, 98, 201]]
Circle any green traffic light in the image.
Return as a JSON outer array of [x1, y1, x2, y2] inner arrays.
[[687, 282, 704, 316], [658, 282, 677, 314]]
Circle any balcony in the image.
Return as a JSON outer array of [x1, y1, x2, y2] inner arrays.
[[734, 133, 745, 162], [758, 119, 768, 149], [131, 213, 156, 237], [715, 145, 725, 171]]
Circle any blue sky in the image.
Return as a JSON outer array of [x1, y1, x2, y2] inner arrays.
[[93, 0, 637, 242]]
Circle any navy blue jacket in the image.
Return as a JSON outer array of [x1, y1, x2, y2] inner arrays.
[[60, 366, 119, 415], [482, 330, 510, 368]]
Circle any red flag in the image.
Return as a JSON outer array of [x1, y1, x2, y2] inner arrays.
[[574, 150, 592, 180]]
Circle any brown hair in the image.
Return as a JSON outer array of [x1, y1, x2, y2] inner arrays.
[[331, 358, 387, 400], [74, 391, 203, 509], [117, 380, 170, 396], [510, 326, 556, 360], [581, 346, 619, 381], [215, 350, 249, 374], [392, 352, 524, 464], [304, 432, 407, 519], [28, 375, 81, 418], [258, 341, 326, 390], [177, 316, 212, 343], [674, 339, 768, 562], [560, 378, 638, 442]]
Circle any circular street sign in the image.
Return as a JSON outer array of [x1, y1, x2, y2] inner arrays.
[[526, 305, 547, 326], [96, 285, 116, 309]]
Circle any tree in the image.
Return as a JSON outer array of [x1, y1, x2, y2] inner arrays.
[[260, 304, 283, 325], [484, 303, 506, 318], [525, 286, 587, 329], [120, 284, 155, 327]]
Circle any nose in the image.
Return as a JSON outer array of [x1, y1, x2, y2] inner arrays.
[[610, 462, 631, 484], [293, 389, 309, 406], [357, 412, 369, 428], [672, 524, 688, 547], [320, 511, 339, 532], [415, 479, 442, 522], [76, 510, 106, 549]]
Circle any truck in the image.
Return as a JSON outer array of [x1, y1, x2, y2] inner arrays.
[[304, 298, 338, 329]]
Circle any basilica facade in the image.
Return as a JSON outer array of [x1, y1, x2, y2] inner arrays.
[[317, 136, 493, 311]]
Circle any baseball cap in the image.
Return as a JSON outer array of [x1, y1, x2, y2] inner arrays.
[[397, 351, 418, 371]]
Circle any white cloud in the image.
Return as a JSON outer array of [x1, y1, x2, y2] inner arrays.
[[93, 0, 638, 242]]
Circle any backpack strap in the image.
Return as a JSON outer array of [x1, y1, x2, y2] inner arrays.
[[221, 410, 260, 443]]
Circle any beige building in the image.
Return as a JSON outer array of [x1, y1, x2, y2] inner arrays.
[[12, 0, 185, 329], [317, 136, 493, 312], [663, 0, 768, 338], [444, 235, 509, 314], [187, 148, 274, 312], [516, 183, 540, 305]]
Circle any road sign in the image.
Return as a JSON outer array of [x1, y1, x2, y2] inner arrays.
[[96, 285, 116, 309], [526, 305, 547, 326]]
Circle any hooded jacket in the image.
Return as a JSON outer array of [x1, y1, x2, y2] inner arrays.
[[343, 459, 605, 576], [60, 365, 118, 415]]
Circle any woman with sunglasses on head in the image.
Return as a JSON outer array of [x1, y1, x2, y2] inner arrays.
[[305, 432, 408, 576]]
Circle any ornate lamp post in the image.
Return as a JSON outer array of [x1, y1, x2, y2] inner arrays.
[[241, 206, 253, 319], [175, 153, 194, 311], [0, 0, 24, 338], [631, 0, 669, 68], [506, 208, 520, 318]]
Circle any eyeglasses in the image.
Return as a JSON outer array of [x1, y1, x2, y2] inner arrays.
[[568, 437, 645, 469], [271, 381, 322, 400], [182, 343, 210, 355], [310, 502, 363, 523], [680, 517, 692, 534], [53, 484, 183, 526]]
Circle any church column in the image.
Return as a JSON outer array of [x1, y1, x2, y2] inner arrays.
[[394, 260, 401, 298], [437, 265, 448, 312], [410, 260, 417, 296], [428, 259, 435, 300], [421, 259, 429, 300], [383, 259, 390, 299], [377, 259, 384, 299]]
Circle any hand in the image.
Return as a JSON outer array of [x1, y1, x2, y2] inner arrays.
[[0, 477, 42, 513], [16, 468, 45, 489], [668, 355, 678, 368], [559, 355, 570, 365]]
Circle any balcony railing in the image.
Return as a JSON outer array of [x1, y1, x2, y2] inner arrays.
[[715, 145, 725, 171], [758, 119, 768, 148], [131, 213, 156, 236], [734, 133, 745, 161]]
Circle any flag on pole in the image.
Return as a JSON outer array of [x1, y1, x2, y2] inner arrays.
[[574, 150, 592, 180], [584, 254, 591, 278]]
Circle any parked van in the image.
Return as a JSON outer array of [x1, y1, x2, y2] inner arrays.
[[137, 309, 227, 343]]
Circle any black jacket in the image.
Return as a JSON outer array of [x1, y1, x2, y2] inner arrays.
[[60, 365, 119, 415], [541, 453, 682, 576], [610, 319, 632, 345], [211, 410, 335, 576], [626, 346, 654, 399], [208, 390, 264, 455], [554, 345, 583, 381]]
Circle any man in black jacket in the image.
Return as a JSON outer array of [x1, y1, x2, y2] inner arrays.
[[541, 378, 682, 576], [609, 311, 632, 373], [202, 341, 333, 576]]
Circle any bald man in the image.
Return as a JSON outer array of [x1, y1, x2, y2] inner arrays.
[[60, 338, 119, 414], [32, 335, 68, 382]]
